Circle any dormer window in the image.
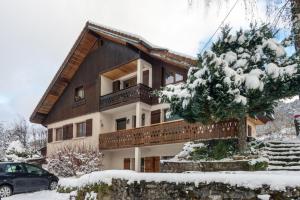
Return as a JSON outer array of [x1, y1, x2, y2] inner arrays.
[[75, 86, 85, 102]]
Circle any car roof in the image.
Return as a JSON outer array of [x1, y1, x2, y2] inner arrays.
[[0, 162, 24, 165]]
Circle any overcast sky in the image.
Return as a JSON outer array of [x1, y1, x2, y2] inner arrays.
[[0, 0, 268, 124]]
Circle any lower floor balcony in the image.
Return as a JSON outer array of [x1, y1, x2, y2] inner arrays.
[[99, 119, 238, 150]]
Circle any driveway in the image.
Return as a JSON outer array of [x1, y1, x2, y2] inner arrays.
[[3, 190, 69, 200]]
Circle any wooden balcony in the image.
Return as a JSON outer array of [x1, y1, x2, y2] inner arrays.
[[100, 84, 153, 111], [99, 120, 238, 150]]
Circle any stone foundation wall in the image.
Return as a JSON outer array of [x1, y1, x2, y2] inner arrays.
[[109, 179, 300, 200], [160, 160, 252, 173]]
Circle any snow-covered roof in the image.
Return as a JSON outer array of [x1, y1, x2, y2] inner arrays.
[[87, 21, 197, 67]]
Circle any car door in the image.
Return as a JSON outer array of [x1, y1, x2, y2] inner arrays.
[[4, 163, 30, 193], [23, 163, 49, 191]]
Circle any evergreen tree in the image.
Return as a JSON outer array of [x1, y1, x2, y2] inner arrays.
[[158, 24, 300, 151]]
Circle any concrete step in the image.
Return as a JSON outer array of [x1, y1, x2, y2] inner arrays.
[[268, 141, 300, 145], [265, 151, 300, 156], [266, 144, 300, 148], [268, 165, 300, 171], [268, 160, 300, 166], [264, 147, 300, 152], [268, 156, 300, 162]]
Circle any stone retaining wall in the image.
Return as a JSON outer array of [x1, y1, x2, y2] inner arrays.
[[160, 160, 253, 172], [108, 179, 300, 200]]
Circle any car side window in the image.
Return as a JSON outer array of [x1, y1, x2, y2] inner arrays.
[[0, 164, 4, 173], [24, 164, 45, 175], [5, 164, 26, 173]]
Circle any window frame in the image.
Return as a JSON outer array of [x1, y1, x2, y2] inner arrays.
[[55, 127, 64, 141], [74, 86, 85, 102], [76, 122, 87, 137], [164, 70, 184, 86]]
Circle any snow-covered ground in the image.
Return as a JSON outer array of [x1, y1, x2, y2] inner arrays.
[[3, 190, 69, 200], [3, 170, 300, 199], [59, 170, 300, 190]]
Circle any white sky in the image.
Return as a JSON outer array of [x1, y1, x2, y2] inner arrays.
[[0, 0, 268, 123]]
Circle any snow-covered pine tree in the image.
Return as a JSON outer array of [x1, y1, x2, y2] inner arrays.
[[158, 24, 300, 151]]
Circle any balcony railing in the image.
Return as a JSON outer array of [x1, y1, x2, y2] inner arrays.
[[100, 84, 153, 111], [99, 120, 238, 150]]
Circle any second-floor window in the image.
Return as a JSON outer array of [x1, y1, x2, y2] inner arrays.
[[77, 122, 86, 137], [56, 128, 63, 141], [165, 70, 184, 85], [75, 86, 85, 102]]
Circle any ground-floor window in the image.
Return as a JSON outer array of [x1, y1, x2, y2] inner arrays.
[[76, 122, 86, 137], [55, 128, 63, 141]]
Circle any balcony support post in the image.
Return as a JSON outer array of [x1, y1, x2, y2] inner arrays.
[[149, 67, 152, 87], [136, 102, 142, 127], [137, 59, 143, 84], [135, 147, 141, 172]]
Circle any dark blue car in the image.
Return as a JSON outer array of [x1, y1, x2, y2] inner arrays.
[[0, 162, 59, 198]]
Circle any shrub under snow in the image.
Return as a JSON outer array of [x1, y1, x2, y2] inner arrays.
[[47, 145, 104, 177], [5, 140, 41, 162]]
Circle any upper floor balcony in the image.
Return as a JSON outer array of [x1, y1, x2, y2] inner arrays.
[[100, 83, 153, 111], [100, 59, 154, 111]]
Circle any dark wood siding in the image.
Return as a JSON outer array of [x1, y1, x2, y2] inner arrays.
[[44, 40, 188, 125], [44, 40, 139, 124], [140, 53, 188, 105]]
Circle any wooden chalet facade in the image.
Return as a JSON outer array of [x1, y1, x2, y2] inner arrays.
[[30, 22, 263, 172]]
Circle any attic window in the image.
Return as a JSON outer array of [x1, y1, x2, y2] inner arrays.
[[75, 86, 85, 102]]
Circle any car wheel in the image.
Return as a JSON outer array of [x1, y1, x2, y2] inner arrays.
[[0, 185, 13, 198], [49, 181, 58, 190]]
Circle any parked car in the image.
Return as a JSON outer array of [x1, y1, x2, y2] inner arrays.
[[0, 162, 59, 198]]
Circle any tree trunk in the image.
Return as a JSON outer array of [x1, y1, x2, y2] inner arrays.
[[291, 0, 300, 98], [292, 0, 300, 50], [237, 117, 247, 153]]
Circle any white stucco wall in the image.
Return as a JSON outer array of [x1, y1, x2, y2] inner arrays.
[[102, 143, 185, 170], [47, 112, 101, 156], [100, 75, 113, 96]]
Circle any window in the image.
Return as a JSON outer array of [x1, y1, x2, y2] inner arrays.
[[132, 115, 136, 128], [141, 113, 145, 126], [123, 76, 137, 89], [164, 70, 184, 85], [5, 164, 26, 173], [132, 114, 145, 128], [247, 125, 252, 137], [163, 109, 181, 122], [116, 118, 127, 131], [76, 122, 86, 137], [24, 164, 45, 175], [165, 71, 175, 85], [56, 128, 63, 141], [75, 86, 85, 102]]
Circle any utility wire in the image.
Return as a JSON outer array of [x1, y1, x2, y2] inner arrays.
[[200, 0, 240, 54]]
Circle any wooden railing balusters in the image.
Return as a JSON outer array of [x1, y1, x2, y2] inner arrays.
[[99, 120, 239, 150]]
